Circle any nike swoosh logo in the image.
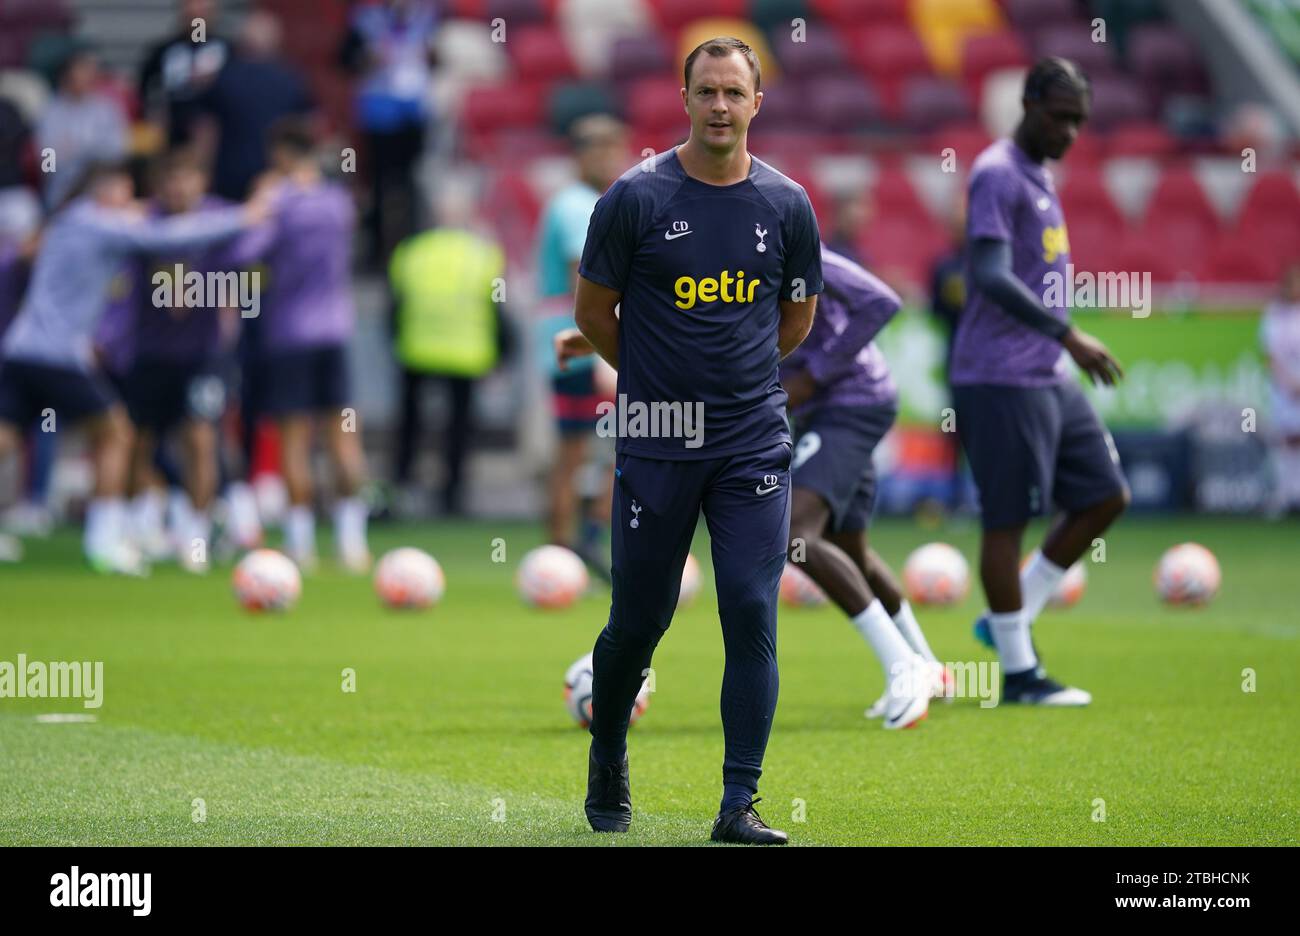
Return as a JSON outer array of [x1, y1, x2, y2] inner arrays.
[[755, 484, 779, 495], [664, 230, 693, 240]]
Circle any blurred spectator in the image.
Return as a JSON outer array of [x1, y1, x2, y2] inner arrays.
[[139, 0, 231, 147], [1262, 263, 1300, 515], [388, 186, 504, 516], [36, 46, 128, 210], [339, 0, 438, 264], [1225, 102, 1289, 169], [194, 11, 315, 200], [826, 190, 871, 265]]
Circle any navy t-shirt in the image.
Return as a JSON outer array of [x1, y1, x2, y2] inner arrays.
[[579, 148, 823, 460]]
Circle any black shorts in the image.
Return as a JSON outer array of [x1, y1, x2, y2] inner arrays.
[[0, 358, 117, 428], [791, 403, 897, 533], [122, 356, 227, 431], [953, 380, 1128, 530], [259, 343, 351, 416]]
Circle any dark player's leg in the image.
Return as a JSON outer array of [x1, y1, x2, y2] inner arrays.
[[1040, 493, 1128, 569], [441, 375, 473, 515], [589, 454, 703, 768], [394, 368, 422, 489], [788, 486, 874, 616], [702, 442, 791, 813], [981, 524, 1027, 613]]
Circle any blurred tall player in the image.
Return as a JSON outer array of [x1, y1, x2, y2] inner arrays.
[[954, 59, 1129, 705], [239, 118, 369, 571], [535, 114, 628, 579]]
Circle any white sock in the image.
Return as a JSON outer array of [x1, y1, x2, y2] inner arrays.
[[892, 600, 938, 664], [84, 497, 126, 557], [333, 496, 368, 556], [226, 481, 262, 545], [130, 489, 166, 542], [181, 497, 212, 560], [1020, 549, 1067, 626], [284, 505, 315, 559], [852, 599, 919, 683], [989, 609, 1037, 674]]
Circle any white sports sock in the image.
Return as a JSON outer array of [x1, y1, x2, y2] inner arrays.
[[892, 600, 939, 663], [284, 505, 315, 560], [130, 489, 166, 541], [852, 599, 918, 683], [183, 497, 212, 556], [1020, 549, 1067, 626], [333, 496, 368, 556], [225, 481, 262, 546], [84, 498, 127, 557], [989, 609, 1037, 674]]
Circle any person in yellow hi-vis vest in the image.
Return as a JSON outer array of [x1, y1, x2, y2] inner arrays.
[[389, 203, 505, 515]]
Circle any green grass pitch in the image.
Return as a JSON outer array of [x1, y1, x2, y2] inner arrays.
[[1, 517, 1296, 846]]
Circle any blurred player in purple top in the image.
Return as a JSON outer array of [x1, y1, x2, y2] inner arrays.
[[123, 152, 247, 571], [953, 59, 1129, 705], [236, 118, 369, 571], [781, 246, 951, 730]]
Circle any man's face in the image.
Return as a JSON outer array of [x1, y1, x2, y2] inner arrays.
[[576, 129, 628, 190], [95, 174, 135, 209], [682, 52, 761, 153], [1024, 85, 1089, 161], [160, 167, 206, 212]]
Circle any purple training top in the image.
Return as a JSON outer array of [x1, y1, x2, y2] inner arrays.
[[950, 138, 1070, 387], [134, 195, 243, 362], [0, 240, 29, 340], [782, 246, 900, 418], [91, 261, 140, 377], [234, 178, 356, 353]]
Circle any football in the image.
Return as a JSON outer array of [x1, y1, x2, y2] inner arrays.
[[780, 561, 828, 607], [1049, 562, 1088, 608], [563, 652, 650, 728], [374, 547, 445, 609], [903, 543, 970, 606], [517, 544, 589, 608], [1155, 543, 1221, 606], [231, 549, 302, 612]]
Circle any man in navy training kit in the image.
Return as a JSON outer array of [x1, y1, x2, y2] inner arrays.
[[782, 245, 954, 731], [564, 37, 822, 845], [955, 58, 1130, 705]]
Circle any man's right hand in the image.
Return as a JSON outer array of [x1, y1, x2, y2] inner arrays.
[[1063, 326, 1123, 386], [554, 327, 595, 372]]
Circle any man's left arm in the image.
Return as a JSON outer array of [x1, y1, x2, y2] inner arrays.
[[777, 188, 824, 358]]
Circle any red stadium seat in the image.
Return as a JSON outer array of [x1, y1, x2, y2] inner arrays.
[[1065, 215, 1125, 276], [860, 212, 947, 289], [1125, 217, 1211, 282], [810, 0, 910, 29], [1206, 238, 1283, 284], [628, 76, 692, 136], [460, 84, 546, 139], [1145, 164, 1219, 233], [648, 0, 748, 33], [1227, 215, 1300, 279], [1104, 122, 1178, 158], [1060, 167, 1125, 230], [508, 26, 577, 83], [846, 24, 932, 83], [1234, 170, 1300, 229], [959, 32, 1030, 96], [1065, 130, 1105, 166], [898, 76, 974, 131], [925, 123, 992, 168]]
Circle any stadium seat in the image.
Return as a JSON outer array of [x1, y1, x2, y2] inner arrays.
[[651, 0, 749, 34], [925, 122, 992, 167], [749, 0, 811, 33], [1126, 216, 1211, 282], [871, 162, 931, 220], [910, 0, 1005, 77], [899, 76, 974, 131], [1031, 24, 1118, 77], [436, 20, 511, 82], [751, 80, 809, 134], [960, 31, 1030, 97], [805, 75, 883, 133], [846, 24, 932, 83], [609, 35, 675, 84], [1128, 24, 1208, 98], [1234, 170, 1300, 229], [1002, 0, 1080, 31], [859, 211, 947, 288], [484, 0, 554, 25], [1085, 74, 1152, 131], [1144, 163, 1220, 233], [767, 22, 846, 79], [559, 0, 654, 75], [1229, 215, 1300, 279], [1065, 214, 1125, 275], [628, 76, 692, 136], [809, 0, 909, 29], [676, 19, 780, 83], [1206, 238, 1283, 283], [1060, 166, 1125, 229], [1104, 121, 1178, 158], [508, 26, 579, 83], [460, 84, 546, 139]]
